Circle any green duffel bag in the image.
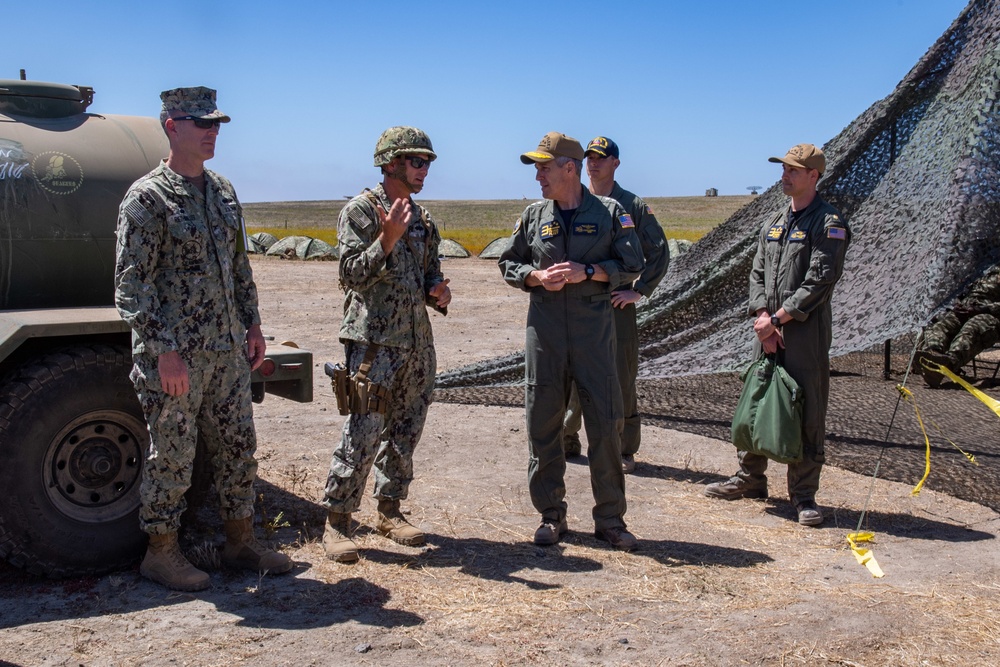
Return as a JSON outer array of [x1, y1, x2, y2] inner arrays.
[[731, 355, 804, 464]]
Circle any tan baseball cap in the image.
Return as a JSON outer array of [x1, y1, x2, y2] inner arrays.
[[768, 143, 825, 175], [520, 132, 585, 164]]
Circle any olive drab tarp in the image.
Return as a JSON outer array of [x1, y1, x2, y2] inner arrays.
[[248, 232, 279, 254], [264, 235, 339, 260], [478, 237, 510, 259], [666, 238, 693, 261], [437, 0, 1000, 388], [439, 238, 471, 258]]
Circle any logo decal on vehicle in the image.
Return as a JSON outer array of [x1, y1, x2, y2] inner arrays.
[[32, 151, 84, 195]]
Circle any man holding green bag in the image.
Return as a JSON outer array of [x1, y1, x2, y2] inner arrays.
[[704, 144, 851, 527]]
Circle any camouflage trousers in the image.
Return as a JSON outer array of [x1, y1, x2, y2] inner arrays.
[[131, 349, 258, 535], [922, 311, 1000, 368], [322, 336, 436, 514]]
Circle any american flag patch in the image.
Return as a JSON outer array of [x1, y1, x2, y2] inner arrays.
[[828, 227, 847, 240], [123, 198, 151, 224], [646, 204, 654, 215], [619, 214, 634, 228]]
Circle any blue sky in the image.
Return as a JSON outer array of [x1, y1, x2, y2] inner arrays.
[[7, 0, 969, 202]]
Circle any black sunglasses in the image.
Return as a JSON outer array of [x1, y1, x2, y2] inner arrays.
[[405, 155, 433, 169], [172, 116, 222, 130]]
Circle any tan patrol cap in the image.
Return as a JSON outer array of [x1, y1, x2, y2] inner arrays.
[[768, 143, 825, 175], [520, 132, 585, 164]]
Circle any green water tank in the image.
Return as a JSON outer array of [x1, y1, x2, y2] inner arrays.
[[0, 79, 168, 309]]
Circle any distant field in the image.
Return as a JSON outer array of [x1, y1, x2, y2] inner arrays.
[[244, 195, 755, 255]]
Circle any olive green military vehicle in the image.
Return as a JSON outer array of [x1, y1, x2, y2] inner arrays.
[[0, 79, 312, 577]]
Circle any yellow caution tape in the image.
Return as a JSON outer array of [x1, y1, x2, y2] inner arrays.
[[898, 365, 981, 496], [847, 532, 885, 578], [896, 384, 934, 495], [921, 358, 1000, 418]]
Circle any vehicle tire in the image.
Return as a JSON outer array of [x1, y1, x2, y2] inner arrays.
[[0, 344, 146, 577]]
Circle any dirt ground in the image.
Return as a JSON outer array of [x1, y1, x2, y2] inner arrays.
[[2, 256, 999, 667]]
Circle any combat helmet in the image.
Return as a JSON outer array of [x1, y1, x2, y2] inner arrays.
[[373, 126, 436, 167]]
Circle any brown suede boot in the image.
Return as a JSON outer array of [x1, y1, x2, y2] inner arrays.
[[222, 517, 293, 574], [322, 511, 359, 563], [140, 532, 210, 591], [376, 499, 425, 546]]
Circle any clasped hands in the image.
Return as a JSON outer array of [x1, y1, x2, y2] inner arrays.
[[753, 311, 785, 354], [533, 262, 590, 291]]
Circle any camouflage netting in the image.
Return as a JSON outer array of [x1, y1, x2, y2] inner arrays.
[[435, 0, 1000, 512], [438, 0, 1000, 389]]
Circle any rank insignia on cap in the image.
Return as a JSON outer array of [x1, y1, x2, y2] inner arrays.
[[619, 214, 634, 229], [828, 227, 847, 240], [540, 221, 561, 239]]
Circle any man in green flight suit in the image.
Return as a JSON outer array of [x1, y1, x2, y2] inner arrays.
[[704, 144, 850, 527], [561, 137, 670, 473], [499, 132, 645, 550]]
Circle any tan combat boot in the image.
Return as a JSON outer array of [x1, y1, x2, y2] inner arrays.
[[222, 517, 293, 574], [376, 499, 425, 547], [323, 511, 359, 563], [140, 532, 211, 591]]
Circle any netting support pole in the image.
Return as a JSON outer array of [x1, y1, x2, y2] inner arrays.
[[883, 339, 891, 380]]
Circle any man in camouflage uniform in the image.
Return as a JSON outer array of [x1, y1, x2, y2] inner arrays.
[[704, 144, 850, 527], [499, 132, 644, 551], [916, 266, 1000, 386], [115, 87, 291, 591], [321, 126, 451, 563], [562, 137, 669, 474]]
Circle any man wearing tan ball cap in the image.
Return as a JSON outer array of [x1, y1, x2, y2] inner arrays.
[[500, 131, 644, 551], [767, 142, 827, 173], [705, 143, 851, 528]]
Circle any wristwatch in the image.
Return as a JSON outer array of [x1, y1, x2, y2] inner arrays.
[[770, 315, 782, 328], [584, 264, 595, 281]]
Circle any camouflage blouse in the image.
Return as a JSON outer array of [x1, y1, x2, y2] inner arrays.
[[114, 161, 260, 357], [338, 183, 445, 349]]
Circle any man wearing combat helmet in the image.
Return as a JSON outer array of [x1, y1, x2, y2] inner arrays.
[[115, 86, 292, 591], [321, 126, 451, 562]]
